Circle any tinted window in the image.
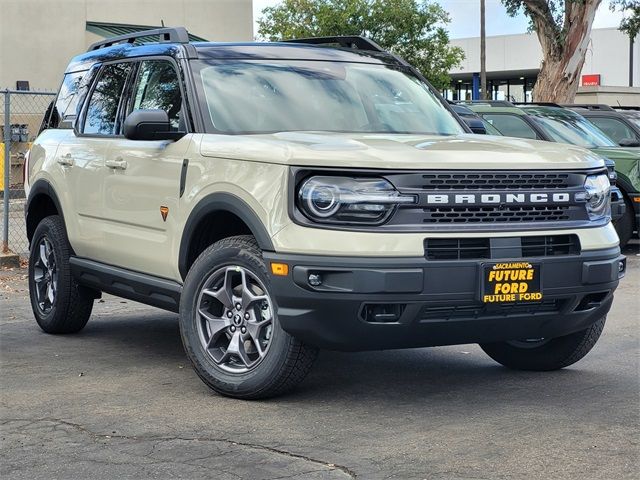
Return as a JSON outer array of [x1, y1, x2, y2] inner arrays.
[[83, 63, 132, 135], [197, 61, 463, 135], [482, 114, 539, 140], [42, 71, 86, 131], [588, 117, 640, 144], [531, 115, 617, 148], [131, 60, 182, 129]]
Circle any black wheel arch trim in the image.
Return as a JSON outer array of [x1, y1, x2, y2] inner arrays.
[[25, 179, 66, 243], [178, 192, 275, 279]]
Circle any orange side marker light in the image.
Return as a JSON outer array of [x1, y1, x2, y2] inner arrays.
[[271, 262, 289, 276]]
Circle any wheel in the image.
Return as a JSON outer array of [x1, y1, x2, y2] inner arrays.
[[28, 215, 94, 333], [480, 316, 606, 371], [613, 195, 634, 248], [179, 235, 318, 399]]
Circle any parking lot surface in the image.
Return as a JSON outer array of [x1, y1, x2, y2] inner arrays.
[[1, 243, 639, 479]]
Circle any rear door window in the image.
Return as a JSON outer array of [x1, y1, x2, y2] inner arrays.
[[83, 62, 133, 135]]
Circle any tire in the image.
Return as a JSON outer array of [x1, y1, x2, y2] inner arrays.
[[613, 196, 634, 248], [179, 235, 318, 399], [28, 215, 94, 334], [480, 316, 606, 371]]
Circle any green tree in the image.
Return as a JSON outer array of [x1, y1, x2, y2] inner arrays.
[[610, 1, 640, 39], [257, 0, 464, 90]]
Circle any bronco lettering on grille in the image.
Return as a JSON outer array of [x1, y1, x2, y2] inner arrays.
[[425, 192, 573, 205]]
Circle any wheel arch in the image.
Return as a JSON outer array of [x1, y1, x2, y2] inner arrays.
[[25, 179, 65, 244], [178, 192, 275, 280]]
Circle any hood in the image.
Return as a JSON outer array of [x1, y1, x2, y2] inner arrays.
[[591, 146, 640, 161], [200, 132, 605, 170]]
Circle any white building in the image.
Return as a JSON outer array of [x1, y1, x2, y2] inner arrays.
[[0, 0, 254, 91], [447, 27, 640, 105]]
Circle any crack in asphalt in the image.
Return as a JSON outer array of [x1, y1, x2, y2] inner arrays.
[[1, 418, 357, 479]]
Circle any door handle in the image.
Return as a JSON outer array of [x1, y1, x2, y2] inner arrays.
[[56, 154, 74, 167], [105, 158, 128, 170]]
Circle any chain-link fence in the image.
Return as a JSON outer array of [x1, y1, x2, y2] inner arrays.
[[1, 89, 56, 261]]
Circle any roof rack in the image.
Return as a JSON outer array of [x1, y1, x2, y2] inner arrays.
[[563, 104, 615, 111], [454, 100, 515, 107], [282, 36, 385, 53], [513, 102, 562, 107], [88, 26, 190, 51], [613, 105, 640, 111]]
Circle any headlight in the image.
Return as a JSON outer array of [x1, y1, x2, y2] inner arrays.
[[582, 174, 611, 220], [297, 176, 415, 224]]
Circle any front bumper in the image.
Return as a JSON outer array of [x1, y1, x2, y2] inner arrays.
[[264, 248, 625, 351]]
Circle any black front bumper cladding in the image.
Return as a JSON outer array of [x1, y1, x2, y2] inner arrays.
[[264, 247, 625, 351]]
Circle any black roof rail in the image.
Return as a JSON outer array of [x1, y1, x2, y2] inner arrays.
[[613, 105, 640, 111], [454, 100, 515, 107], [88, 26, 190, 51], [563, 104, 615, 111], [282, 36, 385, 53], [513, 102, 562, 107]]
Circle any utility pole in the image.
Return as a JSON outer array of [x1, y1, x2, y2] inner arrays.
[[480, 0, 488, 100]]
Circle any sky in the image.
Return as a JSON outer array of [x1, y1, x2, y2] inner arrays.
[[252, 0, 626, 39]]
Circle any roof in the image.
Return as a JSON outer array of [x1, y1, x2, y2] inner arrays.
[[518, 105, 583, 119], [66, 39, 401, 74], [465, 105, 527, 115]]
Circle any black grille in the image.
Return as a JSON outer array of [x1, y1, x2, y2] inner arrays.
[[420, 300, 561, 322], [521, 235, 580, 256], [425, 235, 580, 260], [425, 238, 490, 260], [422, 205, 571, 224], [420, 172, 571, 190]]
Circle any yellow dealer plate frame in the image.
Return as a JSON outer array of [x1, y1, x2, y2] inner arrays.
[[481, 261, 542, 303]]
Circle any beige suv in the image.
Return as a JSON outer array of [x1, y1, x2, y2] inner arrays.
[[25, 28, 625, 398]]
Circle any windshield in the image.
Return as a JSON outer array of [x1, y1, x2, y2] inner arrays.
[[530, 114, 617, 148], [195, 61, 464, 135]]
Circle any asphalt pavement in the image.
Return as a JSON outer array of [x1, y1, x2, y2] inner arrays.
[[1, 242, 639, 479]]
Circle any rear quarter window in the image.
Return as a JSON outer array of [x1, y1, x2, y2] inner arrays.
[[42, 71, 87, 131]]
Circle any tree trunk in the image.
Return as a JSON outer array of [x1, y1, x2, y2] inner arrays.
[[480, 0, 488, 100], [527, 0, 601, 103]]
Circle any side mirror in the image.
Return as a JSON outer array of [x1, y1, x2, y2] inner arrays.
[[123, 109, 185, 141], [619, 138, 640, 147], [465, 118, 487, 135]]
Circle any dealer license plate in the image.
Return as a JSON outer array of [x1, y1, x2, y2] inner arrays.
[[482, 261, 542, 303]]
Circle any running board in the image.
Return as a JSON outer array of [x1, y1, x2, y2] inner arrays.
[[69, 257, 182, 312]]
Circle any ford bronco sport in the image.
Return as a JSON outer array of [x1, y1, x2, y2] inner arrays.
[[25, 28, 626, 399]]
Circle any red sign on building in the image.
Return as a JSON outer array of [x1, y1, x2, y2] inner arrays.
[[582, 74, 601, 86]]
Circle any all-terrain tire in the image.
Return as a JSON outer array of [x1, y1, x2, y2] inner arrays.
[[28, 215, 94, 333], [179, 235, 318, 399], [480, 316, 606, 371]]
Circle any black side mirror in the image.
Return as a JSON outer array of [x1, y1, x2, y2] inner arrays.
[[619, 138, 640, 147], [123, 109, 185, 141], [465, 118, 487, 135]]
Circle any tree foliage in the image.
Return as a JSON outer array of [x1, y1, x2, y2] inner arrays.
[[610, 0, 640, 39], [257, 0, 465, 90]]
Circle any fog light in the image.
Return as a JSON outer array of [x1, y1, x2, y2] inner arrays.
[[308, 273, 322, 286], [618, 259, 626, 277]]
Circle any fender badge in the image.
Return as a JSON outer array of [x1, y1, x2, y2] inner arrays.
[[160, 206, 169, 222]]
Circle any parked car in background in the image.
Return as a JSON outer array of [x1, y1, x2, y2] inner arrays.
[[564, 104, 640, 148], [465, 103, 637, 246]]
